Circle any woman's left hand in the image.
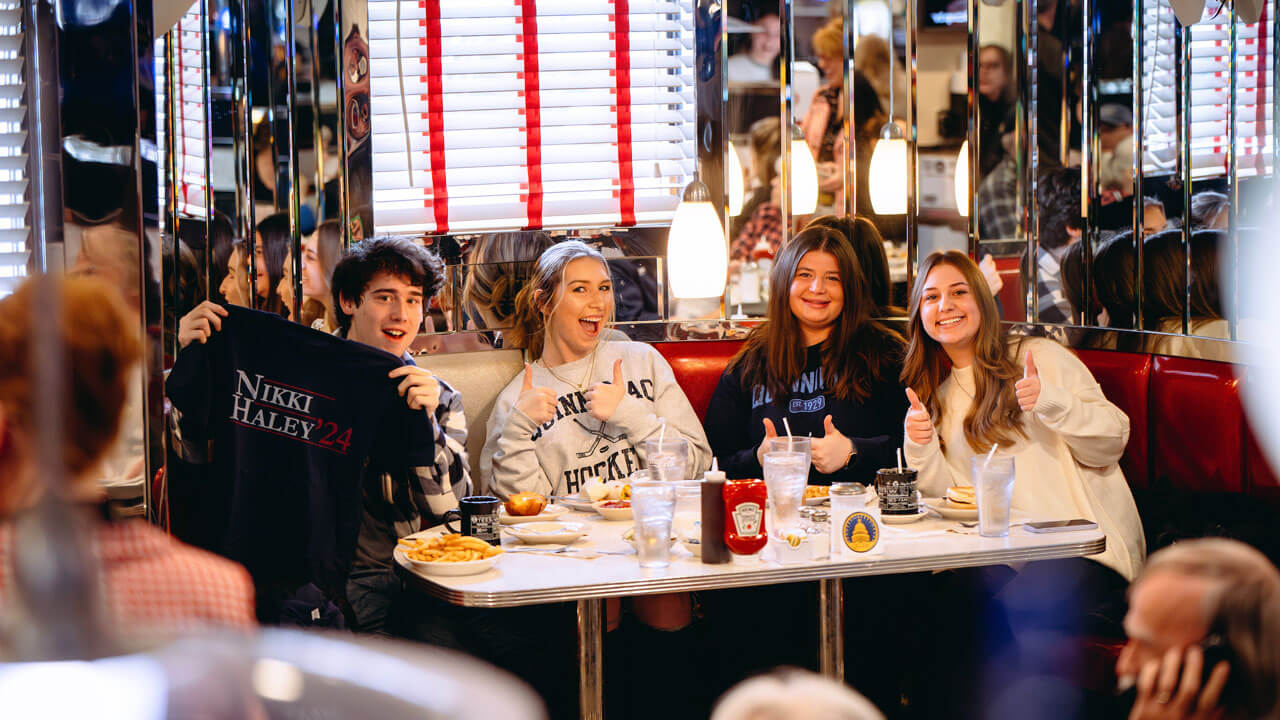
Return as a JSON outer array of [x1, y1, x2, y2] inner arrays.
[[811, 415, 854, 474], [586, 359, 627, 422], [1015, 349, 1041, 412]]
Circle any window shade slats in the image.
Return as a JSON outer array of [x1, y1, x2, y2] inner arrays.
[[370, 158, 693, 189], [0, 0, 22, 298], [1141, 0, 1276, 178], [369, 0, 687, 20], [372, 124, 691, 153], [371, 50, 690, 77], [370, 105, 692, 133], [369, 0, 696, 233], [156, 1, 209, 221]]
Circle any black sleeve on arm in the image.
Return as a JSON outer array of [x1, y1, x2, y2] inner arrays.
[[704, 367, 762, 480], [831, 369, 909, 486], [165, 332, 216, 443]]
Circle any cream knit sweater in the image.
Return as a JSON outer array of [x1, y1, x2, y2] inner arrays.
[[904, 337, 1145, 580]]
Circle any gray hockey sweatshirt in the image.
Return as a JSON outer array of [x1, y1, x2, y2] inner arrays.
[[482, 340, 713, 498]]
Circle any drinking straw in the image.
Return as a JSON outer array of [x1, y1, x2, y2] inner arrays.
[[782, 417, 793, 438], [981, 443, 1000, 473], [658, 423, 666, 446], [897, 448, 903, 473]]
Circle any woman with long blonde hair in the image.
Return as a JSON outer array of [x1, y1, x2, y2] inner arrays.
[[901, 250, 1144, 715], [482, 240, 712, 714], [902, 250, 1142, 579]]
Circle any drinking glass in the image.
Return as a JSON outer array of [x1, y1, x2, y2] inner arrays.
[[645, 438, 689, 482], [767, 435, 811, 471], [971, 455, 1016, 537], [762, 451, 808, 541], [672, 481, 702, 545], [630, 481, 676, 568]]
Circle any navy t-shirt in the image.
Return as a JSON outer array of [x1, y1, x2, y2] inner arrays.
[[705, 341, 907, 485], [166, 306, 433, 599]]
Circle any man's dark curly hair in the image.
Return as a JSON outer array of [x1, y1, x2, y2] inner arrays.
[[330, 236, 445, 334]]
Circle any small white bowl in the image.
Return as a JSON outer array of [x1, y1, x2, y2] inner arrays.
[[679, 537, 702, 558], [592, 500, 634, 521], [504, 521, 589, 545]]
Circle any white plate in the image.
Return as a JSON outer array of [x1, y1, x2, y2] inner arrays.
[[498, 504, 570, 525], [923, 499, 979, 520], [592, 500, 634, 521], [396, 548, 501, 576], [881, 507, 930, 524], [559, 497, 598, 513], [504, 521, 589, 545]]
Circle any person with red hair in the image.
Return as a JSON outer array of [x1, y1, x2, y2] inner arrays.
[[0, 276, 256, 632]]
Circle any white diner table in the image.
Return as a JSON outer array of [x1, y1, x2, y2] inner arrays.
[[395, 506, 1106, 720]]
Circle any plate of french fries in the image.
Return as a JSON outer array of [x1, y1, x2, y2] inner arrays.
[[396, 533, 504, 576]]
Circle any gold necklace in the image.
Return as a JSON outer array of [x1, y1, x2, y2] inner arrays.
[[540, 345, 599, 391]]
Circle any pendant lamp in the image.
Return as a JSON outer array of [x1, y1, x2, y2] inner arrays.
[[727, 141, 745, 217], [954, 140, 969, 217], [789, 124, 819, 215], [668, 179, 729, 299], [868, 122, 907, 215]]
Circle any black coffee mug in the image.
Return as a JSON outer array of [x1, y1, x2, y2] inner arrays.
[[444, 495, 502, 545], [876, 468, 919, 516]]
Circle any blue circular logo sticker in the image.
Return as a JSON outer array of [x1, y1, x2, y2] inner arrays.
[[842, 511, 880, 553]]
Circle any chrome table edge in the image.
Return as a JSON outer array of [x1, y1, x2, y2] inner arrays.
[[396, 536, 1106, 608]]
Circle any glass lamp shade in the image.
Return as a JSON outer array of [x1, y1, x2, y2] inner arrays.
[[727, 141, 745, 217], [667, 181, 728, 299], [955, 140, 969, 217], [790, 138, 819, 215], [868, 134, 907, 215]]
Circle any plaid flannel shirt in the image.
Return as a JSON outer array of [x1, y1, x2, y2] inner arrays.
[[0, 519, 257, 631], [978, 157, 1019, 242], [732, 202, 783, 263], [1036, 247, 1072, 323]]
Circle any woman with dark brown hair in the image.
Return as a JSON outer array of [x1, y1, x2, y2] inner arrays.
[[803, 214, 903, 317], [705, 225, 906, 485]]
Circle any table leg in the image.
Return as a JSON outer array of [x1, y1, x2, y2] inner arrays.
[[818, 578, 844, 679], [577, 598, 604, 720]]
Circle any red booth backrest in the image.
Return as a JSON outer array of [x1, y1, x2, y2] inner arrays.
[[653, 340, 1279, 502], [1074, 349, 1152, 491]]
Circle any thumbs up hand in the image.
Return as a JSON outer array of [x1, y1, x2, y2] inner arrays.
[[755, 418, 779, 466], [811, 415, 854, 474], [905, 388, 935, 445], [586, 358, 627, 422], [1015, 349, 1041, 412], [515, 363, 558, 425]]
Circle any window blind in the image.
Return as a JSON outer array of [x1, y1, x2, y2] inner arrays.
[[1141, 0, 1275, 179], [367, 0, 697, 234], [155, 1, 209, 223], [0, 1, 27, 299]]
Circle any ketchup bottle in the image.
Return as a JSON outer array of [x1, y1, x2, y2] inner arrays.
[[723, 479, 768, 557]]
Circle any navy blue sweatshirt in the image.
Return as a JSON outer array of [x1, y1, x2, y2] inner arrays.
[[165, 306, 435, 607], [704, 341, 907, 485]]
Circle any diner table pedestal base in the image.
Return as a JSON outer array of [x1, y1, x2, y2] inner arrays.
[[578, 598, 604, 720], [818, 578, 844, 678]]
